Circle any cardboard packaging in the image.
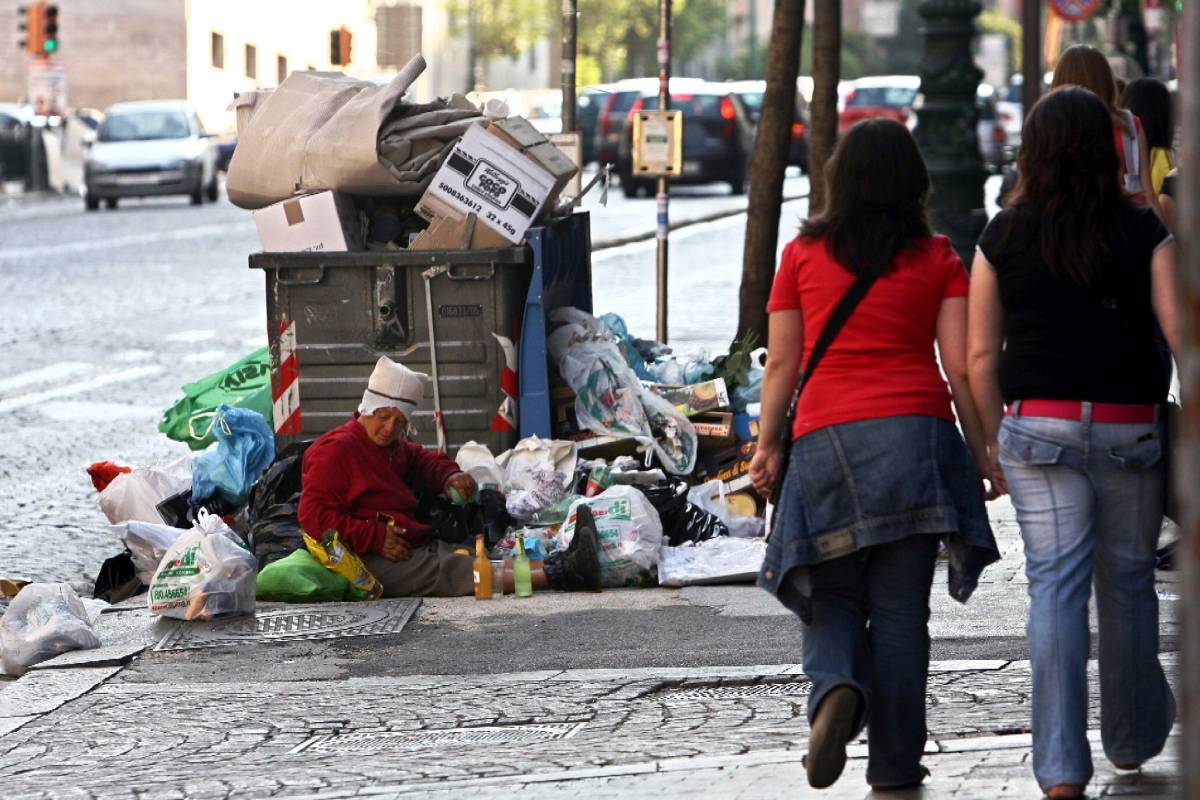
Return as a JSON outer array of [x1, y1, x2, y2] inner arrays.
[[696, 440, 758, 494], [692, 411, 737, 453], [253, 191, 362, 252], [415, 123, 557, 245], [651, 378, 731, 418], [488, 117, 579, 203]]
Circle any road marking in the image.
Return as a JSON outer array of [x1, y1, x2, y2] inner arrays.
[[0, 222, 248, 261], [0, 361, 91, 394], [0, 365, 163, 414], [164, 329, 216, 343]]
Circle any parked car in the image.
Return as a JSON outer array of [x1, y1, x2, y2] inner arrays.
[[616, 80, 752, 197], [594, 78, 659, 166], [975, 84, 1007, 170], [724, 79, 809, 172], [995, 74, 1024, 160], [84, 100, 219, 211], [838, 75, 920, 132], [576, 85, 611, 164]]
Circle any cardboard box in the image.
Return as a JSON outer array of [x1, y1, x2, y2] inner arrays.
[[488, 117, 579, 203], [696, 440, 758, 494], [548, 132, 584, 203], [692, 411, 737, 452], [253, 190, 362, 252], [409, 209, 511, 251], [415, 123, 556, 245], [651, 378, 731, 418]]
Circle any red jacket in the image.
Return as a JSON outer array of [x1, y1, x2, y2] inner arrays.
[[298, 416, 461, 555]]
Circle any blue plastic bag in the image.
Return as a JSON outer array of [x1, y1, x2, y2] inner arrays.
[[191, 404, 275, 507]]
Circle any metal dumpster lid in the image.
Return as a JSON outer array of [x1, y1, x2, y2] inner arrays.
[[249, 245, 529, 270]]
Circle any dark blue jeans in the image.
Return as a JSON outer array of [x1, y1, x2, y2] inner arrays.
[[801, 534, 940, 786]]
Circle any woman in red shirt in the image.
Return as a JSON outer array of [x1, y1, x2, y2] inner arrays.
[[751, 119, 1000, 791]]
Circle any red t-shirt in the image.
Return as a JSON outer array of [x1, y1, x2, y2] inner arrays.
[[766, 234, 969, 439]]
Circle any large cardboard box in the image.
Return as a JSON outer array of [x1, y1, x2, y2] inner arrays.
[[651, 378, 731, 418], [253, 191, 361, 253], [488, 117, 579, 203], [415, 123, 556, 244]]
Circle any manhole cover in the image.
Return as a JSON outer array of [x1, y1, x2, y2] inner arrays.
[[290, 723, 583, 754], [154, 600, 421, 651], [655, 681, 813, 703]]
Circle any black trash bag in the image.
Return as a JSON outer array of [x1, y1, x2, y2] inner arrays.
[[421, 495, 476, 546], [477, 488, 515, 547], [249, 441, 312, 521], [635, 480, 730, 547], [247, 494, 305, 570], [93, 549, 146, 603]]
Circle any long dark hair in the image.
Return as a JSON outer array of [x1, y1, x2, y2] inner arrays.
[[1004, 87, 1131, 285], [1120, 77, 1174, 150], [800, 118, 932, 278]]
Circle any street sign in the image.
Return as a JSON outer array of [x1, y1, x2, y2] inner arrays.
[[632, 110, 682, 177], [27, 59, 65, 115], [862, 0, 900, 37]]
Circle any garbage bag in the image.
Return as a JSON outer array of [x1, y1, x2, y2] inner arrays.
[[96, 456, 192, 524], [636, 481, 730, 547], [455, 441, 506, 490], [114, 521, 186, 584], [548, 308, 696, 475], [158, 348, 274, 451], [688, 480, 765, 539], [557, 485, 664, 587], [93, 550, 144, 604], [248, 442, 311, 519], [248, 499, 305, 570], [598, 312, 656, 381], [658, 538, 768, 587], [1, 583, 102, 676], [256, 548, 354, 603], [191, 404, 276, 508], [148, 510, 257, 620]]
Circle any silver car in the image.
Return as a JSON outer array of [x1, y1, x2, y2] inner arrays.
[[84, 100, 218, 211]]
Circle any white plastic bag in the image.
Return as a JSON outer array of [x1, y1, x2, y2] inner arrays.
[[557, 485, 664, 587], [455, 441, 506, 489], [495, 436, 578, 491], [658, 537, 768, 587], [0, 583, 102, 676], [148, 510, 257, 620], [688, 480, 765, 538], [113, 521, 186, 584], [97, 455, 192, 524]]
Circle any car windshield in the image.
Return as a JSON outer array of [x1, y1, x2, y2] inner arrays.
[[642, 94, 724, 118], [848, 86, 917, 108], [98, 110, 191, 142]]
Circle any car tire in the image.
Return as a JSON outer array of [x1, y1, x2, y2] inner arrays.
[[205, 176, 219, 203], [85, 194, 99, 211], [105, 197, 118, 209], [190, 185, 203, 205], [729, 174, 748, 196]]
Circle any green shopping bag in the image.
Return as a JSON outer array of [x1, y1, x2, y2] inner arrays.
[[256, 548, 357, 603], [159, 347, 274, 451]]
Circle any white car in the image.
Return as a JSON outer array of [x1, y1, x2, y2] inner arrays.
[[84, 100, 218, 211]]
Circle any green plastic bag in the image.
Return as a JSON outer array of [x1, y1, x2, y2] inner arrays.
[[159, 348, 274, 451], [256, 549, 360, 603]]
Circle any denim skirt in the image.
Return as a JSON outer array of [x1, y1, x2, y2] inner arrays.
[[758, 414, 999, 622]]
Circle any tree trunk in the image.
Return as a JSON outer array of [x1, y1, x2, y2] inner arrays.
[[807, 0, 841, 217], [735, 0, 807, 346]]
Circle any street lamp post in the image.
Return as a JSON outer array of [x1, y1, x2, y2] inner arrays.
[[912, 0, 987, 270]]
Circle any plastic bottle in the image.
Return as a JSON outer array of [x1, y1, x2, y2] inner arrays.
[[513, 534, 533, 598], [473, 534, 492, 600]]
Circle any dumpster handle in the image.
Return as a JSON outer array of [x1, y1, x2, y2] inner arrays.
[[446, 263, 495, 282], [276, 267, 326, 286]]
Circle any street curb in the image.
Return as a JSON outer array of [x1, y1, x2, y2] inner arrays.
[[592, 192, 809, 252]]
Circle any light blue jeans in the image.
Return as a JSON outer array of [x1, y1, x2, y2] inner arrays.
[[998, 410, 1176, 790]]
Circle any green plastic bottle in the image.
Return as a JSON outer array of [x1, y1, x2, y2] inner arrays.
[[513, 533, 533, 598]]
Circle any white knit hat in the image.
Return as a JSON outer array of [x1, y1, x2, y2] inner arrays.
[[358, 356, 429, 418]]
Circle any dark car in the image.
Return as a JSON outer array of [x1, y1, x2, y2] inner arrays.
[[725, 80, 809, 172], [576, 86, 609, 165], [594, 78, 658, 167], [616, 81, 754, 197]]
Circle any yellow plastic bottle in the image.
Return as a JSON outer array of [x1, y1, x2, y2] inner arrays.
[[473, 534, 492, 600]]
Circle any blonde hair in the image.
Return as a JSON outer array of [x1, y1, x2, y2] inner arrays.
[[1051, 45, 1132, 134]]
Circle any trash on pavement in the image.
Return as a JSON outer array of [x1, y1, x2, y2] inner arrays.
[[496, 436, 578, 491], [303, 531, 383, 600], [191, 404, 276, 507], [86, 461, 131, 492], [636, 480, 730, 547], [658, 537, 768, 587], [688, 480, 765, 539], [0, 583, 102, 676], [691, 412, 738, 453], [650, 378, 731, 418], [256, 548, 355, 603], [455, 441, 506, 490], [159, 348, 274, 452], [557, 485, 664, 587], [114, 521, 186, 584], [96, 456, 193, 525], [92, 551, 142, 604], [1, 577, 31, 599], [245, 443, 310, 569], [148, 510, 258, 621], [253, 190, 364, 253]]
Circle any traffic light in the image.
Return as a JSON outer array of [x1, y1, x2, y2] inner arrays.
[[17, 3, 44, 56], [41, 3, 57, 54], [329, 26, 352, 66]]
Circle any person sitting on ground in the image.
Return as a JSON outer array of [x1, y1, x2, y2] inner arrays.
[[298, 356, 601, 596]]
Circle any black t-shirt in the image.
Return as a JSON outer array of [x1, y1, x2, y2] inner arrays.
[[978, 204, 1173, 404]]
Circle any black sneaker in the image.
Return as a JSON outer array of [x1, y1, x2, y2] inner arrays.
[[544, 505, 603, 592]]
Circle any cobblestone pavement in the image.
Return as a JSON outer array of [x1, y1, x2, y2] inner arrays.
[[0, 656, 1180, 799]]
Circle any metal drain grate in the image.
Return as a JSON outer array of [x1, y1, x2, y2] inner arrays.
[[291, 723, 583, 754], [656, 681, 813, 703], [154, 600, 420, 651]]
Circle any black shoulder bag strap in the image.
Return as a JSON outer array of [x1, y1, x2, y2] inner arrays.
[[768, 274, 878, 529]]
